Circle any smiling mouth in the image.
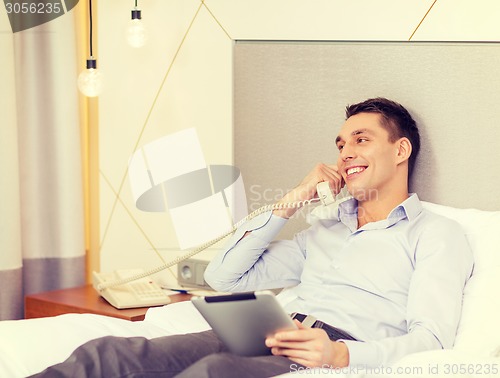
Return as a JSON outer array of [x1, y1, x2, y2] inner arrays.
[[346, 166, 367, 177]]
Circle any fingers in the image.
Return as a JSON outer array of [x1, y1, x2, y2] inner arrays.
[[291, 163, 344, 201], [320, 164, 345, 196], [267, 337, 326, 368], [305, 163, 344, 197], [266, 327, 326, 347], [294, 319, 305, 329], [272, 347, 323, 368], [266, 327, 333, 367], [275, 327, 322, 342], [273, 163, 344, 219], [266, 325, 349, 369]]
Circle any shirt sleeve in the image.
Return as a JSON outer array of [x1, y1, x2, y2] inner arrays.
[[204, 212, 307, 292], [342, 217, 474, 368]]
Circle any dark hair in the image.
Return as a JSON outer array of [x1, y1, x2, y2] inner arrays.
[[345, 97, 420, 178]]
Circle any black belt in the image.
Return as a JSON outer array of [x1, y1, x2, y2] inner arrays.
[[290, 313, 357, 341]]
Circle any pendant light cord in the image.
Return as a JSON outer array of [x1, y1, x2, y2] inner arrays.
[[89, 0, 93, 57]]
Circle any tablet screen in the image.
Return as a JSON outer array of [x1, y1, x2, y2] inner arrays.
[[192, 290, 296, 356]]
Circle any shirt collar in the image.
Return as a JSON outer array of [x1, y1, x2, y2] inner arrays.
[[338, 193, 423, 232], [389, 193, 422, 222]]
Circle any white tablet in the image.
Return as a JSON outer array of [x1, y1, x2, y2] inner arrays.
[[191, 290, 297, 356]]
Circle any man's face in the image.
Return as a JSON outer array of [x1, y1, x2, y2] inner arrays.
[[335, 112, 402, 200]]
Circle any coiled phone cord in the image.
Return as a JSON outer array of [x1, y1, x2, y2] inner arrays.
[[96, 197, 321, 291]]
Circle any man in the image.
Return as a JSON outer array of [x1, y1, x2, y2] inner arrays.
[[204, 97, 473, 372], [32, 98, 473, 377]]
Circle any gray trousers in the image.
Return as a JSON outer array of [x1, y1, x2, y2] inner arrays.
[[29, 330, 299, 378]]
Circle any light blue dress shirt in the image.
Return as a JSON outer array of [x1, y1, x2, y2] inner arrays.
[[204, 194, 474, 368]]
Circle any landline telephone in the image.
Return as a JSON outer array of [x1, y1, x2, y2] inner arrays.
[[92, 269, 173, 309], [93, 182, 349, 309]]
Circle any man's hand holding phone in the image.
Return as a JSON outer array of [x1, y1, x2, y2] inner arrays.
[[273, 163, 344, 219]]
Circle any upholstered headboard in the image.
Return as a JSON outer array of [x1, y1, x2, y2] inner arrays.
[[234, 41, 500, 237]]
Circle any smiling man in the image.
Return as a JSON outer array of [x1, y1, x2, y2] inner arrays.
[[31, 98, 473, 378], [204, 97, 473, 374]]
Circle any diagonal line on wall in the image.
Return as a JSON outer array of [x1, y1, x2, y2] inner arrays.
[[202, 0, 232, 40], [100, 2, 204, 253], [408, 0, 438, 41], [99, 169, 177, 280]]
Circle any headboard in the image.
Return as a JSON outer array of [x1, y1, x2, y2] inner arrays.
[[234, 41, 500, 237]]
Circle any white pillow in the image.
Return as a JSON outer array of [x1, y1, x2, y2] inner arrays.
[[421, 202, 500, 357]]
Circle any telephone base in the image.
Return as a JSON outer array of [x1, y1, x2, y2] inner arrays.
[[93, 270, 172, 309]]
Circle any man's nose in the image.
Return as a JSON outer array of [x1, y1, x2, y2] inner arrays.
[[340, 144, 355, 161]]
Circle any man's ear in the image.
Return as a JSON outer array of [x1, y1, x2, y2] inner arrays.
[[395, 137, 412, 165]]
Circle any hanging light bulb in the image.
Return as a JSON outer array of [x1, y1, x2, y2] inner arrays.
[[78, 0, 103, 97], [126, 5, 147, 48], [78, 57, 103, 97]]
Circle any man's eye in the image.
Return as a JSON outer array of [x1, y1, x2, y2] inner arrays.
[[357, 138, 368, 143], [337, 145, 344, 151]]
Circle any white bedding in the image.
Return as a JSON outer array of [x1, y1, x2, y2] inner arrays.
[[0, 301, 498, 378], [1, 202, 499, 377], [0, 301, 211, 377]]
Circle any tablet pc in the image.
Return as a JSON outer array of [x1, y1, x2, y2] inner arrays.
[[191, 290, 297, 356]]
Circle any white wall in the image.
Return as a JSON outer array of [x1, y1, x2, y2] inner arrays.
[[0, 4, 22, 271], [97, 0, 500, 287], [98, 0, 233, 286]]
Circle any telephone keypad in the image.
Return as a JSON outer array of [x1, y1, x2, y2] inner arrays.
[[129, 281, 169, 300]]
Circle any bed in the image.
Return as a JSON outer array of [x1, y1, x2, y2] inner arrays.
[[0, 201, 499, 377]]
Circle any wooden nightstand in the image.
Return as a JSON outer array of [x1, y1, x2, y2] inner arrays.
[[25, 284, 192, 321]]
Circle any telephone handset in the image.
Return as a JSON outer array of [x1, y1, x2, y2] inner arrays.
[[93, 182, 346, 309], [316, 181, 337, 206]]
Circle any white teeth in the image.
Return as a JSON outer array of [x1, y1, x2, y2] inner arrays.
[[347, 167, 365, 176]]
